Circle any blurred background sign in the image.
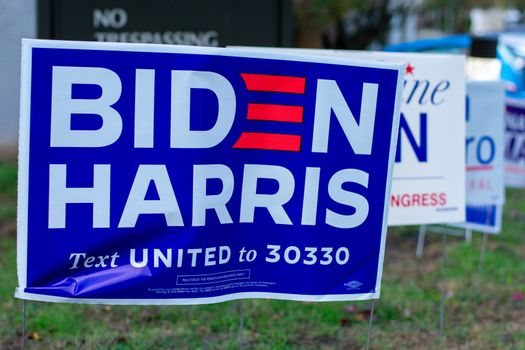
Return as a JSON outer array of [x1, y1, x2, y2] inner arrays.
[[37, 0, 293, 47]]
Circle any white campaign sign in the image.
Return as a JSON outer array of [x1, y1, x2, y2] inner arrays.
[[231, 47, 466, 226], [465, 81, 505, 205], [450, 82, 505, 234], [360, 52, 465, 226]]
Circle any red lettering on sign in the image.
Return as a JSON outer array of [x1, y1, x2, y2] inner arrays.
[[390, 192, 447, 207]]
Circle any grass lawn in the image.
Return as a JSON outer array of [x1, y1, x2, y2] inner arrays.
[[0, 161, 524, 349]]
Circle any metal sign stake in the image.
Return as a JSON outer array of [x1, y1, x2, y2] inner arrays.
[[476, 205, 494, 291], [416, 225, 426, 258], [439, 232, 447, 339], [239, 300, 244, 350], [22, 300, 26, 350], [476, 232, 489, 291], [465, 228, 472, 244], [366, 299, 377, 350]]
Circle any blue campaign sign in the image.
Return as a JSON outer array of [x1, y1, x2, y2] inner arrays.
[[465, 205, 502, 234], [16, 40, 403, 304], [505, 99, 525, 188]]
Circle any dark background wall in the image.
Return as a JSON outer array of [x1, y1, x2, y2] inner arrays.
[[38, 0, 293, 47]]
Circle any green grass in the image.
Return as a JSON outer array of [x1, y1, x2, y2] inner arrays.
[[0, 162, 524, 349], [0, 162, 17, 220]]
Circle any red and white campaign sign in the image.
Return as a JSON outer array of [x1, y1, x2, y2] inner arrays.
[[466, 81, 505, 205], [232, 48, 467, 226], [505, 98, 525, 188], [361, 52, 466, 226]]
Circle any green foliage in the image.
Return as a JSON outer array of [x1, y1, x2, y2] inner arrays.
[[294, 0, 373, 28], [0, 162, 17, 198], [0, 162, 17, 220]]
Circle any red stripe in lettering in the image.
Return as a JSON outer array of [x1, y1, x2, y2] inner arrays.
[[241, 73, 306, 94], [233, 132, 301, 152], [247, 104, 303, 123]]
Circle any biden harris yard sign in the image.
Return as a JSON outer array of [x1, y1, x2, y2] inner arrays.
[[16, 40, 404, 304], [230, 48, 466, 226]]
